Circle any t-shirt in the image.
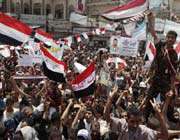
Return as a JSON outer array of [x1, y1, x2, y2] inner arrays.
[[152, 41, 178, 88], [110, 117, 158, 140]]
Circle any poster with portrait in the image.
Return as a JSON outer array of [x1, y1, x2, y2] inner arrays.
[[110, 36, 139, 57], [75, 0, 86, 14], [110, 36, 121, 55]]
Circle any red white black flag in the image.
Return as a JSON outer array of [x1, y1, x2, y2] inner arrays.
[[71, 62, 96, 98], [144, 41, 156, 61], [0, 12, 32, 46], [40, 46, 67, 82], [35, 28, 53, 43]]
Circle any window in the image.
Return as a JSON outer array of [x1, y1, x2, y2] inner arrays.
[[55, 4, 64, 19], [10, 2, 15, 13], [46, 4, 51, 15], [16, 2, 21, 14], [33, 3, 41, 15], [24, 3, 30, 14]]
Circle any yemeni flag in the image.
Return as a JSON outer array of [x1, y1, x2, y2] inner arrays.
[[71, 62, 96, 98], [34, 28, 55, 48], [0, 12, 32, 46], [102, 0, 148, 20], [40, 46, 67, 82], [144, 41, 156, 62], [35, 28, 53, 43]]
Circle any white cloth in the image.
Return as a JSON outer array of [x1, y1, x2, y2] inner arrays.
[[21, 126, 39, 140]]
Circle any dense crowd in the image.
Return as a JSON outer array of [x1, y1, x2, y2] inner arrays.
[[0, 30, 179, 140]]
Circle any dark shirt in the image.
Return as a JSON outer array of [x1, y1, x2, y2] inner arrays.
[[152, 41, 178, 88]]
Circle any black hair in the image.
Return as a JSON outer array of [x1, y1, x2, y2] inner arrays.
[[77, 136, 87, 140], [127, 106, 142, 118], [6, 97, 14, 106], [51, 111, 60, 123], [167, 30, 177, 39]]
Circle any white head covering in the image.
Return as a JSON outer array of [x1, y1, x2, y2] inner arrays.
[[77, 129, 90, 140], [139, 81, 146, 88], [36, 103, 44, 112], [74, 62, 86, 73], [0, 45, 10, 58]]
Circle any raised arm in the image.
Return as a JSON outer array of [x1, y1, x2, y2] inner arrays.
[[61, 99, 74, 124], [150, 98, 168, 140], [10, 76, 31, 98], [71, 105, 82, 129], [103, 85, 118, 122]]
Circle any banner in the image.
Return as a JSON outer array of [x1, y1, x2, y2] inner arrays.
[[132, 21, 146, 40], [14, 76, 47, 80], [149, 0, 168, 9], [123, 22, 136, 36], [110, 36, 139, 57], [74, 0, 86, 14], [18, 54, 42, 66], [155, 18, 165, 32], [70, 12, 88, 26]]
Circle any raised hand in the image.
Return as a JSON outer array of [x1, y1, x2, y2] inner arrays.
[[150, 98, 162, 116]]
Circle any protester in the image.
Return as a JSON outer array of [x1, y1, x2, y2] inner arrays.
[[0, 15, 179, 140]]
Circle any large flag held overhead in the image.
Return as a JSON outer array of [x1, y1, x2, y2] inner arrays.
[[40, 46, 67, 83], [102, 0, 148, 20], [0, 12, 32, 45], [71, 62, 96, 98]]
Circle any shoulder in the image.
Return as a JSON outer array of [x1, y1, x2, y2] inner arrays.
[[139, 125, 158, 138], [168, 48, 178, 58], [110, 117, 127, 129], [155, 41, 165, 51]]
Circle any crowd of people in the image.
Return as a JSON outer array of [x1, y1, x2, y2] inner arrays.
[[0, 30, 179, 140]]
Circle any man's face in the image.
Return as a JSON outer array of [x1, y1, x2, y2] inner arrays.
[[113, 39, 118, 47], [127, 115, 141, 130], [166, 34, 176, 47], [85, 111, 93, 122]]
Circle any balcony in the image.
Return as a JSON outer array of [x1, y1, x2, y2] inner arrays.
[[48, 19, 72, 30], [87, 0, 121, 6]]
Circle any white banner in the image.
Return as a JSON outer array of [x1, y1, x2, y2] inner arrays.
[[110, 36, 139, 57], [149, 0, 163, 8], [18, 54, 42, 66], [132, 21, 146, 40], [123, 22, 136, 36], [14, 76, 47, 80], [155, 18, 165, 32], [70, 12, 88, 26]]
